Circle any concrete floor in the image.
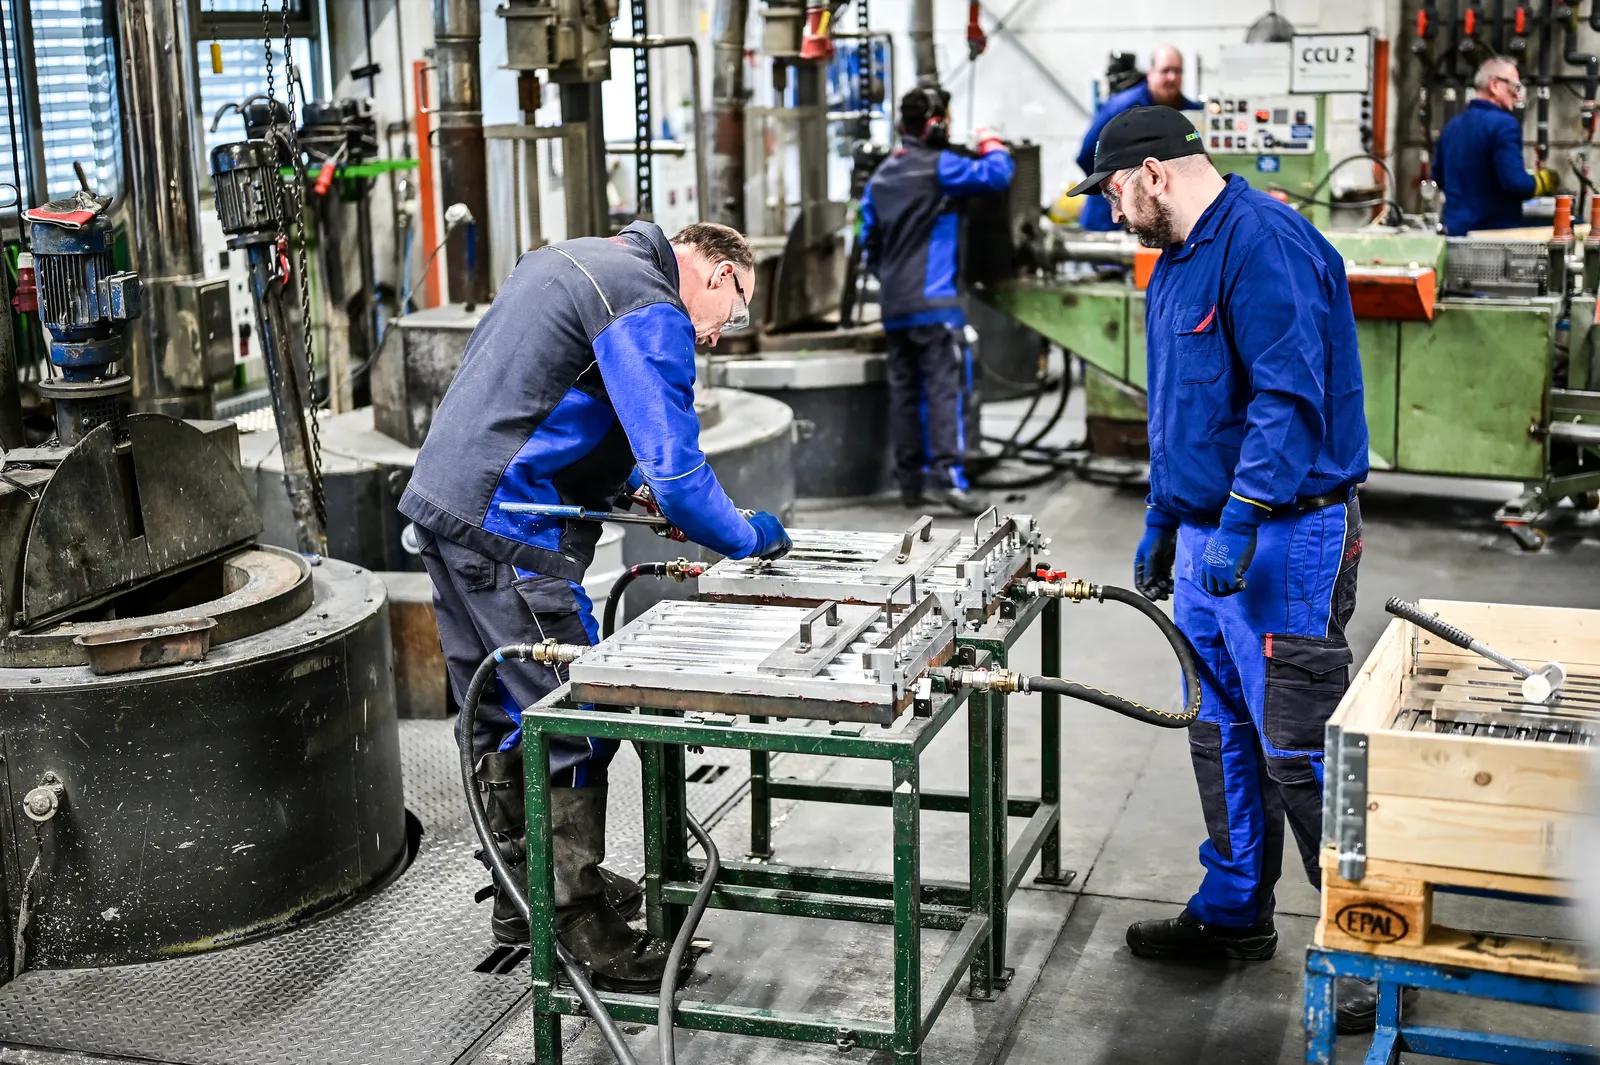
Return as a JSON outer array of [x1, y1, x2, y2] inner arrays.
[[480, 393, 1600, 1064]]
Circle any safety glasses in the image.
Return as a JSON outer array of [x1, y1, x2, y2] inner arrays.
[[724, 266, 751, 332]]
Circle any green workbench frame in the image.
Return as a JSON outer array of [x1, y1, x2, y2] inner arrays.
[[519, 594, 1068, 1063]]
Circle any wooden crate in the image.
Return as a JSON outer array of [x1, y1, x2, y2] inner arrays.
[[1317, 599, 1600, 977]]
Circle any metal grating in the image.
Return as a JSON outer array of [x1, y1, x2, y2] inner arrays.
[[0, 719, 757, 1065]]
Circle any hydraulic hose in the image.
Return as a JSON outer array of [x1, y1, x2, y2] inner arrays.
[[458, 639, 722, 1065], [604, 563, 666, 640], [1025, 585, 1202, 729]]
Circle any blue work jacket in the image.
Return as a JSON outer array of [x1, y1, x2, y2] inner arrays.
[[1435, 99, 1536, 235], [861, 137, 1015, 331], [1145, 175, 1369, 524], [1076, 83, 1201, 231], [399, 221, 759, 581]]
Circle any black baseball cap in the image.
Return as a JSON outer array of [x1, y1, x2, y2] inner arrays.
[[1068, 105, 1207, 196]]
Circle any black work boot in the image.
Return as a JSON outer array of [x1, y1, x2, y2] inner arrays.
[[553, 786, 686, 993], [473, 750, 534, 945], [474, 755, 643, 945], [929, 486, 989, 517], [1336, 976, 1378, 1033], [1125, 908, 1278, 961]]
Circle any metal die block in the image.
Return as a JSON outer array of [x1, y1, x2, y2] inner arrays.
[[568, 596, 957, 723]]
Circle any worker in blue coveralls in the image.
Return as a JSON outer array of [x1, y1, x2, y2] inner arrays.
[[399, 222, 791, 992], [1075, 46, 1199, 232], [860, 87, 1015, 515], [1067, 107, 1377, 1032], [1434, 57, 1559, 236]]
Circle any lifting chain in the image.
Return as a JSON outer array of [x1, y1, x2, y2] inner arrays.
[[260, 0, 328, 535], [856, 0, 872, 127], [632, 0, 652, 220]]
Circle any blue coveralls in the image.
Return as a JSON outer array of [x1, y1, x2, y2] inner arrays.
[[400, 221, 765, 786], [1076, 83, 1201, 231], [1145, 175, 1369, 928], [1434, 98, 1536, 236], [861, 137, 1014, 494]]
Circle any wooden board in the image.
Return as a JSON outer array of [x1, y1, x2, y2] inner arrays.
[[1366, 792, 1578, 878]]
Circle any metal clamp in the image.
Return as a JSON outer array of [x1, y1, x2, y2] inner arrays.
[[1324, 726, 1369, 881], [895, 515, 934, 563], [796, 601, 840, 653]]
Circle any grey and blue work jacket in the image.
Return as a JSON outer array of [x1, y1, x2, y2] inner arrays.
[[860, 136, 1015, 331], [398, 221, 760, 582]]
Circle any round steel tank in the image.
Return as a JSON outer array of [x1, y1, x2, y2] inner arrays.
[[708, 324, 891, 503], [619, 387, 795, 621], [0, 554, 406, 971]]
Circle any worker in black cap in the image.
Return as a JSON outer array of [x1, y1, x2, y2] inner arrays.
[[1070, 106, 1376, 1033]]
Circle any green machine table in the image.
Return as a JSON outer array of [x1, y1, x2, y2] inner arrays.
[[518, 588, 1068, 1063]]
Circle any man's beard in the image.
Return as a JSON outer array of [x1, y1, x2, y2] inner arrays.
[[1125, 188, 1179, 249]]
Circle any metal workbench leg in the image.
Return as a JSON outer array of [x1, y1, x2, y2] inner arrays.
[[1303, 952, 1337, 1065], [966, 690, 995, 1000], [989, 685, 1013, 989], [1366, 980, 1403, 1065], [1035, 598, 1070, 886], [641, 740, 668, 938], [524, 729, 562, 1064], [892, 754, 923, 1064], [662, 739, 690, 940], [748, 715, 774, 860]]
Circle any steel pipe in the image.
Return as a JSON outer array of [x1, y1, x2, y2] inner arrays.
[[613, 36, 709, 222], [910, 0, 938, 86], [114, 0, 213, 419], [709, 0, 751, 227], [433, 0, 493, 304]]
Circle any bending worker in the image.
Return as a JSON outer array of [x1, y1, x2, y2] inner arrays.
[[861, 87, 1014, 516], [1435, 57, 1558, 235], [399, 222, 791, 992], [1075, 45, 1199, 231], [1068, 108, 1375, 1031]]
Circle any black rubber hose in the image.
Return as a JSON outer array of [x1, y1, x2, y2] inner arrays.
[[457, 645, 640, 1065], [1025, 584, 1202, 729], [458, 642, 724, 1065], [604, 563, 670, 640]]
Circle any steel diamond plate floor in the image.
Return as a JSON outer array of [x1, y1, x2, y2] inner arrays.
[[0, 719, 757, 1065]]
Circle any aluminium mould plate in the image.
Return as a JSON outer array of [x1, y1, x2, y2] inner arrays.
[[699, 511, 1041, 624], [568, 596, 957, 724]]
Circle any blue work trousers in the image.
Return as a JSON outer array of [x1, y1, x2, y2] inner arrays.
[[417, 527, 617, 787], [886, 323, 972, 494], [1174, 498, 1362, 928]]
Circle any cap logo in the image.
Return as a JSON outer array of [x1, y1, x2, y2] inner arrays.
[[1185, 131, 1199, 141]]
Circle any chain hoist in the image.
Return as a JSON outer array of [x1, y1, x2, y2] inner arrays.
[[259, 0, 328, 536], [856, 0, 872, 131], [632, 0, 653, 220]]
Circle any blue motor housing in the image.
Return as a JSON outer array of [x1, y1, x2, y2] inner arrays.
[[26, 196, 141, 382]]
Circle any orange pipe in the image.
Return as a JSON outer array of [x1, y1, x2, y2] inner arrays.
[[413, 60, 442, 309]]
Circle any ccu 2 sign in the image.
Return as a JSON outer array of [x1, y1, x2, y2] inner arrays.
[[1291, 33, 1372, 94]]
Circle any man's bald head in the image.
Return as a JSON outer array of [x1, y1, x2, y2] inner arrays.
[[1147, 45, 1185, 107]]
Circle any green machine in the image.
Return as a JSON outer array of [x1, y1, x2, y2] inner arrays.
[[1199, 92, 1332, 227], [990, 229, 1600, 548]]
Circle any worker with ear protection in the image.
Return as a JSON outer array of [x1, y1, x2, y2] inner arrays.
[[400, 221, 790, 994], [859, 86, 1014, 516]]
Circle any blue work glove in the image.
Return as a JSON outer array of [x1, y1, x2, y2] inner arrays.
[[1133, 508, 1179, 601], [745, 511, 793, 561], [1198, 497, 1266, 597]]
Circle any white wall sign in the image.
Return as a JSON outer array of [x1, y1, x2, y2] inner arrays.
[[1217, 43, 1292, 95], [1291, 34, 1373, 94]]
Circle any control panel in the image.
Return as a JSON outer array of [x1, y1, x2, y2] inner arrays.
[[1200, 94, 1320, 154]]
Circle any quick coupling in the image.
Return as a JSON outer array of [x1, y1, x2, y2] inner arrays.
[[523, 639, 586, 666], [1023, 574, 1100, 602], [665, 557, 706, 582], [929, 665, 1027, 694]]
